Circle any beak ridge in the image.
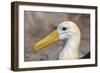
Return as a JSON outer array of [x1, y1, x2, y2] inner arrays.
[[32, 30, 59, 52]]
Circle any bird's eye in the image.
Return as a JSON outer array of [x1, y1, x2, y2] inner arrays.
[[62, 27, 68, 31]]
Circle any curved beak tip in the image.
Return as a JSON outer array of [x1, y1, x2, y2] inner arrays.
[[32, 45, 39, 53]]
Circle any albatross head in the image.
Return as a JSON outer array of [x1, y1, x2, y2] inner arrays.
[[32, 21, 80, 52], [57, 21, 80, 40]]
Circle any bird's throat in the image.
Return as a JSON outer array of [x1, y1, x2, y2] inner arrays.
[[59, 34, 81, 60]]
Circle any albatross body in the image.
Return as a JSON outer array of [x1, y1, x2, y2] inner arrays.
[[32, 21, 81, 60]]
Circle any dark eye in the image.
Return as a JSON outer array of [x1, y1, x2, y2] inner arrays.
[[62, 27, 68, 31]]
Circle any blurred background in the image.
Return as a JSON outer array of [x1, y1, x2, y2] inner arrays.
[[24, 11, 90, 61]]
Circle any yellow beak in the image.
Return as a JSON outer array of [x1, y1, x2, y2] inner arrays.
[[32, 30, 59, 52]]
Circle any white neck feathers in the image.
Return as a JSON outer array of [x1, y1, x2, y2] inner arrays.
[[59, 31, 81, 60]]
